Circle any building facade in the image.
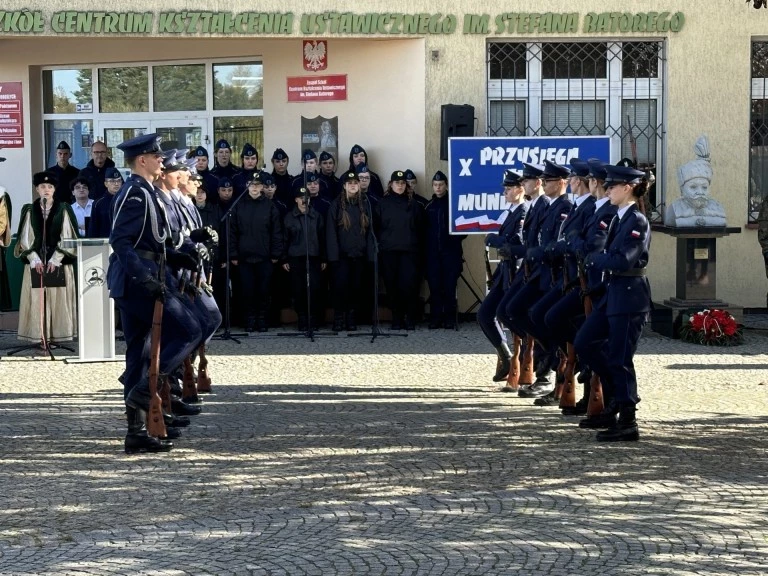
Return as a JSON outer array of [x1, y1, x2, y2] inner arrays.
[[0, 0, 766, 308]]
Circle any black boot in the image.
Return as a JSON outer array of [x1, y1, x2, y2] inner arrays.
[[163, 411, 190, 428], [597, 405, 639, 442], [493, 343, 512, 382], [345, 310, 357, 331], [171, 397, 203, 416], [428, 316, 442, 330], [579, 400, 619, 429], [332, 312, 344, 332], [561, 397, 588, 416], [256, 314, 268, 333], [245, 316, 256, 333], [124, 407, 173, 454]]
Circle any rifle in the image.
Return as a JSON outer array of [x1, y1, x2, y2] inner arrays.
[[504, 334, 523, 391], [147, 261, 168, 439], [577, 257, 604, 416], [558, 263, 577, 408], [484, 247, 494, 290]]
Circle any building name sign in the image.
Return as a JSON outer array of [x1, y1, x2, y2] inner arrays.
[[0, 10, 686, 36]]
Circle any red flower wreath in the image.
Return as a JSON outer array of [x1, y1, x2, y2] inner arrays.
[[680, 308, 744, 346]]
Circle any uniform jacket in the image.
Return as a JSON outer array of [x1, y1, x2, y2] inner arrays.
[[507, 195, 548, 262], [211, 163, 240, 181], [87, 193, 117, 238], [78, 158, 116, 203], [197, 168, 222, 204], [374, 192, 425, 253], [229, 194, 283, 263], [565, 198, 618, 291], [107, 175, 170, 299], [551, 195, 596, 287], [586, 204, 652, 315], [326, 195, 371, 261], [308, 194, 330, 219], [485, 202, 526, 289], [48, 163, 81, 204], [425, 194, 465, 258], [271, 170, 294, 206], [319, 172, 341, 201], [283, 206, 326, 261]]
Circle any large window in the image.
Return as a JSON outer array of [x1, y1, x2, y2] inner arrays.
[[41, 59, 264, 170], [750, 41, 768, 223], [487, 41, 665, 219]]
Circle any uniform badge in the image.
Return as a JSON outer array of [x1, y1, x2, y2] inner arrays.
[[630, 230, 641, 238], [599, 221, 608, 229], [560, 213, 568, 220], [128, 196, 143, 203]]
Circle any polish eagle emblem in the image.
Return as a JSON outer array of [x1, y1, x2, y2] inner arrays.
[[303, 40, 327, 71]]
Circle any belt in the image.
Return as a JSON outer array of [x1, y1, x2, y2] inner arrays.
[[135, 249, 164, 264], [612, 268, 647, 277]]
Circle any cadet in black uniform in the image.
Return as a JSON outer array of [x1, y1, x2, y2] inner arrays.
[[270, 148, 294, 207], [232, 143, 260, 199], [230, 173, 283, 332], [319, 151, 341, 200], [283, 187, 326, 331], [575, 164, 651, 442], [262, 173, 290, 327], [374, 170, 425, 330], [47, 141, 80, 203], [88, 167, 123, 238], [424, 171, 465, 329], [193, 146, 221, 205], [479, 170, 527, 380], [211, 139, 240, 181], [347, 145, 384, 200], [327, 171, 372, 331]]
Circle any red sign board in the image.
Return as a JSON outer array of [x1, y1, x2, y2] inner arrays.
[[0, 82, 24, 148], [287, 75, 347, 103], [303, 40, 328, 71]]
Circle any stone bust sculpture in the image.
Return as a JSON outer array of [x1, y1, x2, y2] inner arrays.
[[664, 135, 727, 227]]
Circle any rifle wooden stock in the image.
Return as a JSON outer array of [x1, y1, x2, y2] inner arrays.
[[519, 335, 535, 386], [196, 344, 212, 393], [484, 248, 494, 290], [182, 357, 198, 402], [147, 299, 167, 439], [505, 334, 522, 391], [553, 350, 567, 400], [578, 259, 604, 415], [559, 343, 577, 408]]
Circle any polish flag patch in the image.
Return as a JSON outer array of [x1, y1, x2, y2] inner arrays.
[[631, 230, 641, 238], [599, 221, 608, 229]]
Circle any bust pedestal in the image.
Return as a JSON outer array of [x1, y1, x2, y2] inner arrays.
[[651, 226, 742, 338]]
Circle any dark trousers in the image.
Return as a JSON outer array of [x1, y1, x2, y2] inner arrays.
[[239, 260, 273, 322], [380, 251, 420, 322], [426, 253, 462, 323], [116, 290, 202, 399], [544, 289, 586, 353], [505, 279, 543, 339], [269, 262, 290, 326], [289, 256, 321, 320], [477, 280, 505, 348], [528, 285, 567, 351], [574, 308, 646, 406], [212, 262, 240, 329], [331, 256, 366, 314]]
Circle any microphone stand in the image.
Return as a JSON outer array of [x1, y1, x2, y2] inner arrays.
[[348, 194, 407, 343], [5, 197, 74, 359], [210, 191, 248, 343], [280, 171, 337, 340]]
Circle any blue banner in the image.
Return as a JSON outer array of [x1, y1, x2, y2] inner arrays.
[[448, 136, 611, 234]]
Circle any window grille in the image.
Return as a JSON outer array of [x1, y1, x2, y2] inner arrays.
[[749, 41, 768, 223]]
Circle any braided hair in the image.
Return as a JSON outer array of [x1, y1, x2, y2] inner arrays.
[[338, 188, 369, 234]]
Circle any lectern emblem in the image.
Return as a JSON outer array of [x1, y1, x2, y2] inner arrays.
[[85, 266, 105, 287]]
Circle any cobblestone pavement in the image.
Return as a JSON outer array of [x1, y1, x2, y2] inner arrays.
[[0, 324, 766, 576]]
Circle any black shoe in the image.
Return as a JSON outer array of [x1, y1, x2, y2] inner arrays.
[[597, 406, 639, 442], [579, 413, 617, 429], [163, 412, 191, 428], [533, 391, 558, 406], [493, 343, 512, 382], [577, 369, 592, 384], [518, 382, 555, 398], [561, 398, 588, 416], [162, 426, 182, 440], [171, 398, 202, 416], [125, 433, 173, 454], [245, 318, 256, 333]]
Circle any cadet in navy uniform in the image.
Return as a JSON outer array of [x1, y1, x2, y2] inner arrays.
[[305, 171, 331, 218], [193, 146, 221, 204], [545, 159, 617, 414], [318, 151, 341, 200], [574, 164, 651, 442], [478, 170, 527, 381], [270, 148, 294, 207], [347, 144, 384, 200], [47, 141, 80, 204], [505, 161, 572, 397], [374, 170, 425, 330], [232, 143, 260, 199], [230, 173, 284, 332], [88, 167, 123, 238], [424, 171, 465, 329], [108, 133, 202, 454], [292, 149, 330, 199], [283, 187, 327, 331], [527, 158, 596, 405], [211, 139, 240, 180], [327, 171, 372, 331]]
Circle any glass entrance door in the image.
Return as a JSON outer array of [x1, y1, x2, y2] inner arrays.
[[100, 122, 148, 178], [151, 119, 205, 153]]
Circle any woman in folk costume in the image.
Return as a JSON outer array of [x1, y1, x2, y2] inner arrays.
[[14, 171, 79, 342], [0, 183, 12, 311]]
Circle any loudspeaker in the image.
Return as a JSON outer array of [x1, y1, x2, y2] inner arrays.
[[440, 104, 475, 160]]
